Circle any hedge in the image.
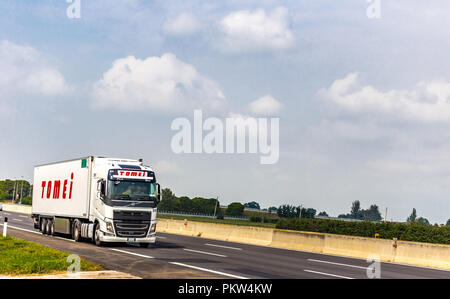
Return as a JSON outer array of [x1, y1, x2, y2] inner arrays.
[[276, 218, 450, 245]]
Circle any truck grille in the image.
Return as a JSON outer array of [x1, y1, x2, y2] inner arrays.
[[113, 220, 150, 238]]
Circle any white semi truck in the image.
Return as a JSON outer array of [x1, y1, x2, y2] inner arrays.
[[32, 157, 161, 247]]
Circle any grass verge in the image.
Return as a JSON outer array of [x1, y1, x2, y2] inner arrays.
[[157, 213, 277, 228], [0, 236, 102, 276]]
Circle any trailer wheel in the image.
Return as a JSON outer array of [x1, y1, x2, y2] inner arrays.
[[41, 219, 48, 235], [47, 219, 54, 236], [94, 223, 103, 247], [72, 219, 81, 242]]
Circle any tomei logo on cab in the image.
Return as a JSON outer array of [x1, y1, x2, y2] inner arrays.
[[41, 173, 74, 199], [116, 171, 148, 177]]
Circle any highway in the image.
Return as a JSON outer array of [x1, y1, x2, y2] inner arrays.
[[1, 210, 449, 279]]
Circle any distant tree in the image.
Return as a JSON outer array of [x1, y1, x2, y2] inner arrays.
[[244, 201, 260, 210], [407, 208, 418, 223], [301, 208, 316, 219], [416, 217, 430, 226], [318, 211, 329, 217], [159, 188, 177, 211], [447, 219, 450, 226], [338, 214, 351, 219], [361, 205, 382, 221], [20, 196, 32, 206], [192, 197, 218, 214], [226, 202, 245, 216], [350, 201, 361, 219], [268, 207, 278, 213], [277, 205, 298, 218], [0, 189, 7, 202], [175, 196, 195, 213]]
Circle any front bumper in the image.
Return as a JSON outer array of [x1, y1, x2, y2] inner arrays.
[[99, 232, 156, 243]]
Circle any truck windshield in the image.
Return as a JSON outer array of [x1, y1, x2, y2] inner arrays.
[[107, 180, 156, 200]]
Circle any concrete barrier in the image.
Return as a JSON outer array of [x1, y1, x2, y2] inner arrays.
[[2, 203, 32, 215], [156, 218, 450, 270]]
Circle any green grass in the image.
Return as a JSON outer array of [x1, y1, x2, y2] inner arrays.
[[157, 213, 277, 228], [0, 236, 102, 276]]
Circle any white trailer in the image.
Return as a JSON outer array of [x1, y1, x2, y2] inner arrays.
[[32, 157, 161, 247]]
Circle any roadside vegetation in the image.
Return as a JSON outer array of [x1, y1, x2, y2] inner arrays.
[[276, 217, 450, 245], [0, 236, 102, 276], [157, 213, 277, 228]]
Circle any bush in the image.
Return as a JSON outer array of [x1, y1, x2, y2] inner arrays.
[[14, 196, 32, 206], [250, 216, 262, 223], [226, 202, 245, 216], [276, 218, 450, 245]]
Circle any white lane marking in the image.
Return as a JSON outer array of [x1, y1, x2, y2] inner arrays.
[[0, 223, 40, 235], [4, 213, 11, 215], [110, 248, 154, 259], [19, 215, 29, 218], [0, 223, 75, 242], [12, 219, 23, 222], [53, 236, 75, 242], [169, 262, 248, 279], [308, 259, 368, 270], [156, 236, 166, 239], [205, 243, 242, 251], [183, 248, 227, 258], [304, 269, 354, 279]]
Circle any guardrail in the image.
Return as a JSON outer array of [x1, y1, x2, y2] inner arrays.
[[158, 210, 249, 221]]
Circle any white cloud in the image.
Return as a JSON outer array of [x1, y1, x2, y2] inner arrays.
[[319, 72, 450, 123], [163, 13, 201, 36], [249, 95, 282, 115], [218, 7, 294, 53], [92, 53, 226, 113], [0, 40, 70, 96]]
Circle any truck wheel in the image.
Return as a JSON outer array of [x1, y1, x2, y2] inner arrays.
[[94, 223, 103, 247], [72, 219, 81, 242], [41, 219, 48, 235], [47, 220, 54, 236]]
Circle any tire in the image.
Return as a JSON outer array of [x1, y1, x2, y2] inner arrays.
[[72, 219, 81, 242], [94, 223, 103, 247], [41, 219, 48, 235], [47, 219, 54, 236]]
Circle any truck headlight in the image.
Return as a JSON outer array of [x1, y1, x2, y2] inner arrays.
[[106, 222, 114, 233], [150, 224, 156, 234]]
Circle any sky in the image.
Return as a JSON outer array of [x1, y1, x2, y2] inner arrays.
[[1, 0, 450, 224]]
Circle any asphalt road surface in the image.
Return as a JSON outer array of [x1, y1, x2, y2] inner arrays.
[[1, 210, 449, 279]]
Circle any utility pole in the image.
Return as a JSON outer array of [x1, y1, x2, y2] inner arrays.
[[385, 207, 388, 222], [12, 178, 16, 203], [20, 176, 24, 204]]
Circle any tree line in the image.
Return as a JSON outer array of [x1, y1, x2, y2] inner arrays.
[[1, 181, 448, 226], [158, 188, 247, 217], [0, 179, 32, 205]]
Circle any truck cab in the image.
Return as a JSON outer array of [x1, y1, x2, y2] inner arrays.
[[92, 158, 160, 246]]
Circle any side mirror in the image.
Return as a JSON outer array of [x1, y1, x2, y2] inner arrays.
[[156, 183, 162, 204], [97, 179, 106, 199]]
